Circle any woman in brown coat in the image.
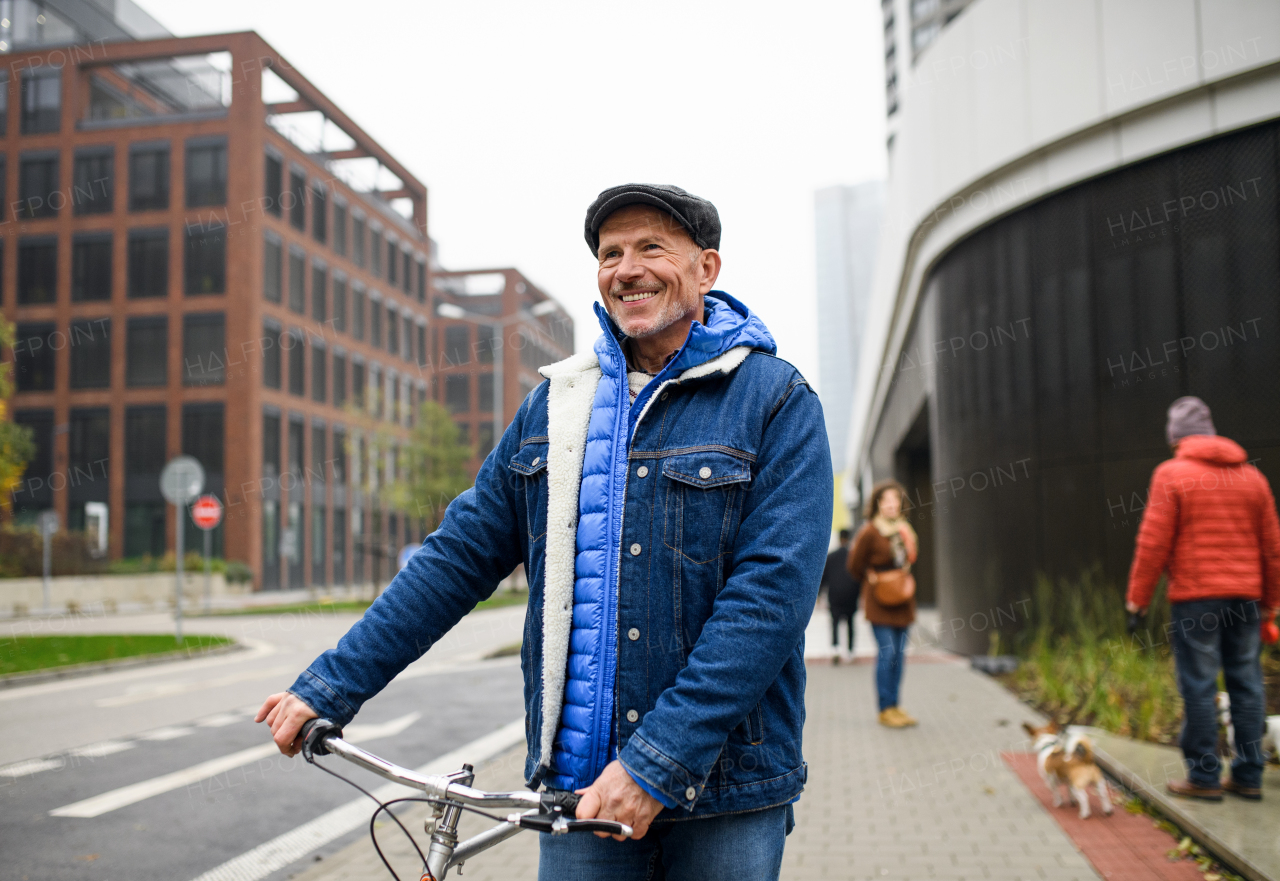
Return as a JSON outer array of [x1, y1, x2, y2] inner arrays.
[[847, 480, 918, 728]]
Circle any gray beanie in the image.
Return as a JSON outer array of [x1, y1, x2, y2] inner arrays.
[[1166, 396, 1216, 445]]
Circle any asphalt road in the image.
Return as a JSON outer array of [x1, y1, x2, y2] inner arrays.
[[0, 604, 528, 881]]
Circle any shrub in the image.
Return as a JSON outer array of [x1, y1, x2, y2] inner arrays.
[[0, 527, 108, 577]]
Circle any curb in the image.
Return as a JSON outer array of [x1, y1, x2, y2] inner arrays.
[[0, 641, 246, 689], [1089, 737, 1272, 881]]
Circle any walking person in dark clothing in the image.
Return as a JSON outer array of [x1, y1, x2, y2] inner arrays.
[[822, 529, 861, 663]]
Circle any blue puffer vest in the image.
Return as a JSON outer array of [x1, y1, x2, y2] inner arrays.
[[545, 294, 777, 793]]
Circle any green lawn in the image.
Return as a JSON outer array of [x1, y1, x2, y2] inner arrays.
[[0, 634, 235, 676], [196, 590, 530, 618]]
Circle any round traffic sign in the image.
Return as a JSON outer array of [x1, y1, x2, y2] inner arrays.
[[160, 456, 205, 505], [192, 494, 223, 530]]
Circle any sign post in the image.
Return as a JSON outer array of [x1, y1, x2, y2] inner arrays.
[[37, 510, 59, 613], [191, 495, 224, 613], [160, 456, 205, 643]]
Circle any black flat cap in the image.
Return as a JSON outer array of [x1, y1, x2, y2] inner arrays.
[[584, 183, 721, 255]]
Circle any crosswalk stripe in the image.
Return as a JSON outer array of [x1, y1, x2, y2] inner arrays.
[[186, 718, 525, 881], [49, 712, 423, 819]]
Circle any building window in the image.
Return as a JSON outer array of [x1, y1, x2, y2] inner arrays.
[[287, 329, 305, 396], [185, 228, 226, 295], [370, 366, 383, 418], [72, 147, 113, 215], [263, 321, 282, 389], [352, 286, 366, 340], [264, 152, 283, 217], [288, 247, 305, 313], [14, 323, 56, 392], [129, 143, 170, 211], [352, 361, 365, 409], [68, 408, 110, 530], [333, 508, 346, 584], [333, 202, 347, 256], [126, 316, 168, 387], [332, 276, 347, 333], [332, 353, 347, 408], [312, 343, 327, 403], [0, 71, 8, 137], [477, 325, 495, 364], [262, 410, 281, 588], [311, 504, 327, 586], [402, 251, 412, 295], [445, 375, 470, 413], [478, 373, 494, 413], [11, 410, 53, 516], [387, 240, 398, 286], [124, 405, 167, 558], [20, 68, 60, 135], [417, 325, 427, 367], [370, 228, 383, 277], [288, 416, 304, 480], [370, 300, 383, 348], [18, 152, 59, 219], [72, 233, 112, 302], [183, 312, 226, 387], [312, 264, 327, 324], [455, 422, 470, 445], [416, 261, 426, 303], [289, 168, 306, 231], [444, 325, 470, 366], [17, 237, 57, 304], [311, 184, 327, 244], [263, 232, 282, 303], [185, 137, 227, 207], [182, 403, 225, 555], [478, 423, 495, 460], [127, 228, 168, 298], [402, 316, 413, 363], [387, 308, 398, 356], [69, 319, 111, 390], [352, 215, 366, 267]]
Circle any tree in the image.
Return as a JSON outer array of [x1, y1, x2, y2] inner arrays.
[[385, 401, 475, 533], [0, 318, 34, 516]]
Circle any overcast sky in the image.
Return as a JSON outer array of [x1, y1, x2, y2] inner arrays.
[[145, 0, 887, 388]]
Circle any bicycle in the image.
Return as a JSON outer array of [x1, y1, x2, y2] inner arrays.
[[299, 718, 632, 880]]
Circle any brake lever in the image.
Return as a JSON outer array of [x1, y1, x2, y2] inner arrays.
[[509, 813, 633, 837]]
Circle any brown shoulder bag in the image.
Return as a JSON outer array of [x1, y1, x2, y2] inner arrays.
[[867, 567, 916, 607]]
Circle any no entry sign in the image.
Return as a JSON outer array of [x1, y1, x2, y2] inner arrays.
[[192, 495, 223, 531]]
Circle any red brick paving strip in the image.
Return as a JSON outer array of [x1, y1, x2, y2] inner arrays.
[[1003, 752, 1203, 881]]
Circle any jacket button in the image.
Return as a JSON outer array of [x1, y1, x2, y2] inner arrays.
[[660, 391, 668, 400], [628, 627, 640, 641], [630, 543, 641, 556], [685, 787, 696, 801], [699, 466, 711, 479], [531, 457, 540, 466], [626, 709, 639, 723], [637, 466, 649, 478]]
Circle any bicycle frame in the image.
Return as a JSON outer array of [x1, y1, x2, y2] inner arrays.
[[301, 719, 630, 880]]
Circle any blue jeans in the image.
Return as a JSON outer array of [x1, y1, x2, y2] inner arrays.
[[538, 804, 792, 881], [1169, 599, 1266, 789], [872, 624, 909, 712]]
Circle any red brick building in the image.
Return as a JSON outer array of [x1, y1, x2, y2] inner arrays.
[[3, 30, 441, 590]]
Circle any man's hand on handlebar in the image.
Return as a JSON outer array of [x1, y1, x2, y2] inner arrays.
[[572, 760, 661, 841], [255, 692, 318, 756]]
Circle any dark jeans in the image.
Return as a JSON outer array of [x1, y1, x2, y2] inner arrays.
[[1169, 598, 1266, 789], [831, 609, 855, 651], [538, 803, 792, 880], [871, 624, 909, 711]]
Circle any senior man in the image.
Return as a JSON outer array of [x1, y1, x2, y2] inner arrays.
[[257, 184, 832, 878]]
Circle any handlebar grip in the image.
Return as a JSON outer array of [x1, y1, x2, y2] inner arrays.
[[300, 718, 342, 762], [540, 789, 581, 817]]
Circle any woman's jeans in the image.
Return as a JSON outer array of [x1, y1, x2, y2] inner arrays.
[[1169, 598, 1265, 789], [872, 624, 910, 711], [538, 803, 792, 880]]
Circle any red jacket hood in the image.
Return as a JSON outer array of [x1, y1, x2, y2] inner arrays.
[[1175, 434, 1247, 465]]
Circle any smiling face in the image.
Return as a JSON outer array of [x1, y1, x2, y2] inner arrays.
[[596, 205, 721, 346]]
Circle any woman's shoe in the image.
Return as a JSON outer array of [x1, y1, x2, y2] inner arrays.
[[879, 708, 908, 728], [894, 707, 918, 726]]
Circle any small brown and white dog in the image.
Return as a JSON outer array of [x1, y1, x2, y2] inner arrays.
[[1023, 721, 1114, 819]]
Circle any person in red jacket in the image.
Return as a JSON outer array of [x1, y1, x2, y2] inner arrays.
[[1126, 396, 1280, 802]]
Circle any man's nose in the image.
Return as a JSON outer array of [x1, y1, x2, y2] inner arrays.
[[614, 251, 645, 281]]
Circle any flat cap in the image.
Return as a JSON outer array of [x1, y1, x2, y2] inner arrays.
[[584, 183, 721, 255]]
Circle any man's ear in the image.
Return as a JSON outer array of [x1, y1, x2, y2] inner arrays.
[[697, 248, 722, 294]]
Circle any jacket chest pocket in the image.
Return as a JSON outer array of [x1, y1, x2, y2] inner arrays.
[[662, 450, 753, 565], [509, 441, 549, 541]]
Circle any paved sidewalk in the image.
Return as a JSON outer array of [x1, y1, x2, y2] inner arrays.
[[292, 618, 1099, 881]]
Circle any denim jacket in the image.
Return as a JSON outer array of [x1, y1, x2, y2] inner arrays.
[[289, 295, 833, 819]]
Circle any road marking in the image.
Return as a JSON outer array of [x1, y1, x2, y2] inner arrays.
[[186, 718, 525, 881], [1, 757, 64, 777], [48, 712, 424, 819], [94, 664, 298, 708], [197, 713, 246, 728], [70, 740, 135, 758], [138, 726, 196, 741]]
